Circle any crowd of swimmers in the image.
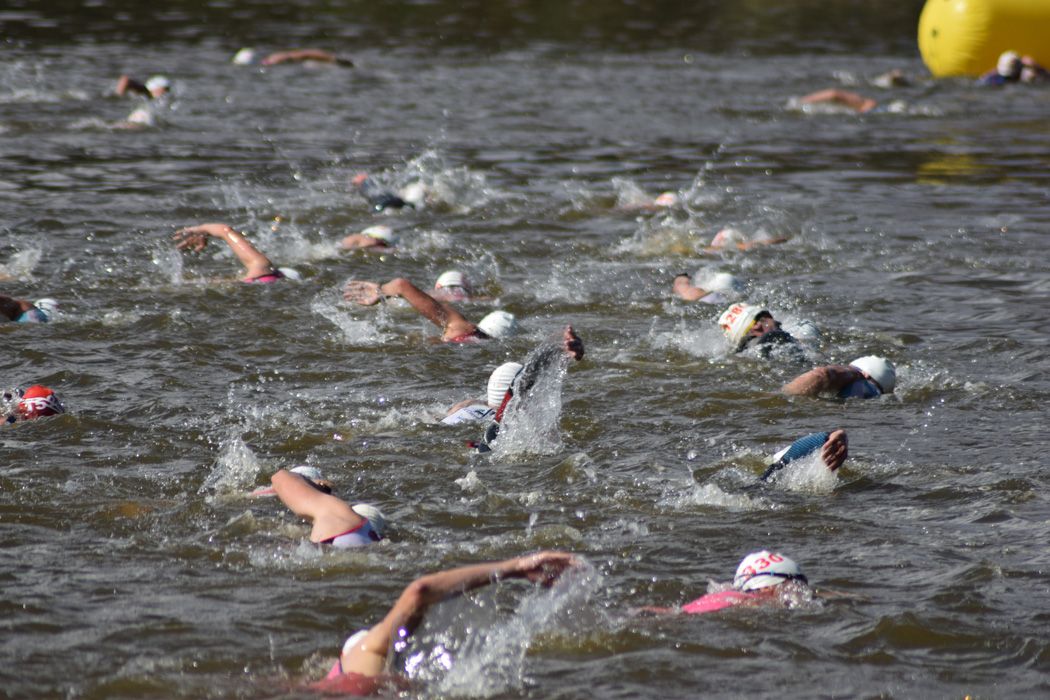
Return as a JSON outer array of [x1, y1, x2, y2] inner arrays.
[[5, 44, 1035, 693]]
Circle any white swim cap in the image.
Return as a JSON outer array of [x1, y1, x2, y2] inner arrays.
[[276, 267, 302, 281], [400, 182, 427, 208], [710, 227, 747, 248], [362, 225, 397, 245], [435, 270, 467, 290], [653, 191, 679, 207], [998, 51, 1022, 78], [33, 298, 58, 319], [477, 310, 518, 339], [850, 355, 896, 394], [291, 465, 326, 482], [487, 362, 523, 408], [145, 75, 170, 93], [125, 107, 155, 126], [351, 503, 387, 537], [233, 48, 257, 65], [703, 272, 743, 295], [733, 551, 806, 592], [717, 302, 767, 348], [341, 629, 370, 655]]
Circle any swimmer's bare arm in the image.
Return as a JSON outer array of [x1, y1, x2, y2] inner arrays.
[[736, 236, 789, 251], [261, 49, 352, 67], [782, 364, 863, 396], [672, 274, 710, 302], [344, 277, 476, 341], [270, 469, 364, 543], [445, 397, 487, 416], [799, 89, 877, 114], [173, 223, 276, 279], [0, 295, 35, 321], [339, 234, 387, 250], [341, 552, 578, 677]]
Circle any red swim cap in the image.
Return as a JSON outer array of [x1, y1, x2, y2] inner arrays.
[[18, 385, 65, 419]]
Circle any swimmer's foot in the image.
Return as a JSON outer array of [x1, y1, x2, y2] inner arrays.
[[343, 280, 384, 305]]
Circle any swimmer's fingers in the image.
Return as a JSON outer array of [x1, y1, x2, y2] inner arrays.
[[822, 429, 848, 471], [343, 280, 383, 306], [173, 229, 209, 252]]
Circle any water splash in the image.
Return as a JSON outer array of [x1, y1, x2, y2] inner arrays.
[[763, 451, 838, 494], [201, 433, 261, 495], [491, 343, 571, 460], [0, 247, 42, 279]]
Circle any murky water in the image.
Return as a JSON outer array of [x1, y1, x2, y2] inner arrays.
[[3, 1, 1050, 698]]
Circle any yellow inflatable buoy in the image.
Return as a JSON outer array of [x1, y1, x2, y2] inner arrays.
[[918, 0, 1050, 77]]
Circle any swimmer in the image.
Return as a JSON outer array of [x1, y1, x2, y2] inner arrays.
[[232, 47, 353, 67], [706, 227, 789, 253], [114, 74, 170, 99], [352, 173, 413, 212], [340, 224, 399, 251], [0, 295, 54, 323], [173, 223, 299, 283], [343, 276, 518, 343], [442, 361, 524, 425], [782, 355, 895, 399], [760, 429, 848, 481], [3, 385, 65, 424], [979, 51, 1049, 86], [470, 326, 584, 451], [798, 88, 879, 114], [636, 550, 813, 616], [258, 467, 387, 548], [310, 550, 578, 694], [671, 271, 742, 304], [718, 302, 809, 357]]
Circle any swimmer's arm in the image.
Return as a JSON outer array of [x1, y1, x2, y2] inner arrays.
[[446, 397, 486, 416], [380, 277, 476, 340], [115, 75, 149, 97], [782, 365, 862, 396], [339, 234, 385, 250], [799, 89, 877, 114], [736, 236, 789, 251], [174, 223, 276, 278], [672, 274, 708, 302], [341, 552, 578, 677], [0, 295, 34, 321], [261, 49, 348, 66]]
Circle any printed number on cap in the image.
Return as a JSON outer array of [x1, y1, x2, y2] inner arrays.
[[742, 552, 784, 577]]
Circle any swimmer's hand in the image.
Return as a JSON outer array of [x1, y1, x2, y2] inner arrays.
[[513, 551, 578, 587], [174, 224, 235, 252], [821, 429, 848, 471], [343, 280, 384, 306], [563, 325, 584, 361]]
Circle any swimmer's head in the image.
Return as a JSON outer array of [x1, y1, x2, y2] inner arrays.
[[849, 355, 896, 394], [290, 465, 333, 494], [700, 272, 744, 296], [477, 310, 518, 339], [733, 551, 807, 592], [350, 503, 387, 538], [276, 267, 302, 281], [998, 51, 1022, 79], [400, 182, 427, 208], [17, 385, 65, 420], [710, 227, 747, 249], [341, 629, 370, 656], [232, 48, 257, 65], [653, 191, 680, 207], [487, 361, 524, 408], [145, 75, 170, 96], [435, 270, 468, 291], [361, 225, 397, 246], [718, 302, 769, 349], [33, 298, 58, 321]]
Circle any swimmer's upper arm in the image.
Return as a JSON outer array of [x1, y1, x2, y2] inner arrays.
[[342, 581, 428, 677]]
